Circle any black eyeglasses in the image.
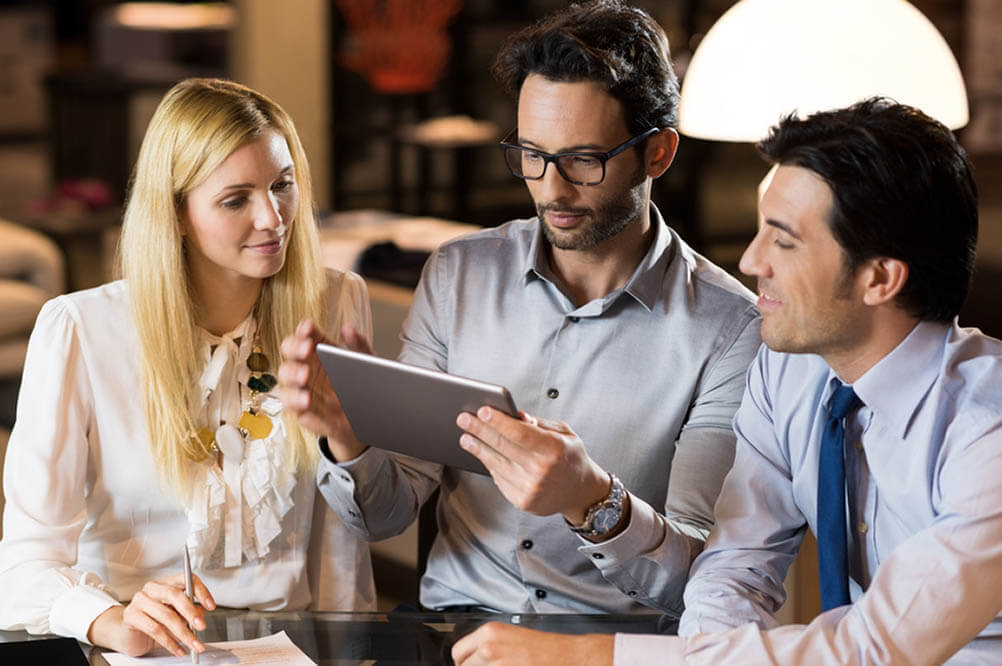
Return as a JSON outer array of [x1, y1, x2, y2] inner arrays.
[[499, 127, 660, 186]]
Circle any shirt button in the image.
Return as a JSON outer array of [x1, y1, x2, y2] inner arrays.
[[341, 474, 351, 483], [521, 539, 533, 550], [858, 522, 869, 534], [592, 553, 604, 560], [535, 589, 547, 599], [568, 316, 580, 323], [348, 510, 358, 518], [627, 590, 637, 597], [547, 388, 559, 399]]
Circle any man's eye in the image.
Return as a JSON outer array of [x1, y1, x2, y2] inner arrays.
[[523, 152, 544, 162], [572, 156, 600, 167]]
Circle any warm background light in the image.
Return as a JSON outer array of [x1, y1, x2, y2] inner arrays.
[[678, 0, 969, 141], [112, 2, 235, 30]]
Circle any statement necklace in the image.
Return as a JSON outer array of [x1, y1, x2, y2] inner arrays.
[[194, 334, 278, 455], [188, 331, 284, 568]]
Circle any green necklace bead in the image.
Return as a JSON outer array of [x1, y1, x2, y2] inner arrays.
[[247, 373, 277, 393]]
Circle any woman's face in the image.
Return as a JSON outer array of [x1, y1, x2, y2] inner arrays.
[[181, 130, 298, 288]]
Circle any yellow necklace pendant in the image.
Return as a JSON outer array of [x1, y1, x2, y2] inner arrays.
[[196, 428, 215, 449], [239, 409, 273, 440]]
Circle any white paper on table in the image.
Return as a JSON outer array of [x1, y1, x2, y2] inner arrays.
[[102, 630, 316, 665]]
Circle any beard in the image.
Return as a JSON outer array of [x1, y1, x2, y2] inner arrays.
[[537, 172, 648, 251]]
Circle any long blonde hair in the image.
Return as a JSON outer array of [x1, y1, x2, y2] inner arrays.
[[118, 78, 327, 498]]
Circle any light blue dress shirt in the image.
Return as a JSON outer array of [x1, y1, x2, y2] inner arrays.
[[617, 320, 1002, 664], [318, 207, 761, 615]]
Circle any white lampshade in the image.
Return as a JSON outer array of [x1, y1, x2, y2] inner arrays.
[[678, 0, 969, 141]]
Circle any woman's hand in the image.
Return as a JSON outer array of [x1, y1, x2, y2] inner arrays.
[[88, 572, 216, 657], [278, 319, 370, 461]]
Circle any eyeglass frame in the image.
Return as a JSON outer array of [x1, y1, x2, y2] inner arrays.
[[498, 127, 661, 186]]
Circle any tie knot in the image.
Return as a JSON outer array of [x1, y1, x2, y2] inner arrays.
[[829, 384, 861, 420]]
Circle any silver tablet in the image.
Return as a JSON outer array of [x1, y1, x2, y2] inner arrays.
[[316, 343, 519, 475]]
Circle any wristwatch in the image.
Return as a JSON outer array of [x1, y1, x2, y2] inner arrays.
[[567, 473, 628, 539]]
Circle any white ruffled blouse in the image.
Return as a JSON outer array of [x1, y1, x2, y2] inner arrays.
[[0, 271, 376, 643], [187, 314, 297, 572]]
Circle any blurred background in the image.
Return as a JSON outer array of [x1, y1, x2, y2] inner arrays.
[[0, 0, 1000, 613], [2, 1, 999, 283]]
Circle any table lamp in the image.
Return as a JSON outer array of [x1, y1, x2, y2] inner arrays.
[[678, 0, 969, 141]]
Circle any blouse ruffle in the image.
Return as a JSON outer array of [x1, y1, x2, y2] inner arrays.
[[184, 315, 296, 571]]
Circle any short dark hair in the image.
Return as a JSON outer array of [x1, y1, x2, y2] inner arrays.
[[491, 0, 679, 136], [758, 97, 978, 322]]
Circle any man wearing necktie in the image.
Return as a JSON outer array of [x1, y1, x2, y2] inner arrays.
[[817, 382, 861, 612], [453, 98, 1002, 665]]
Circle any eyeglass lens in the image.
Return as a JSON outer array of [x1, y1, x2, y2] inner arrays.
[[503, 147, 604, 185]]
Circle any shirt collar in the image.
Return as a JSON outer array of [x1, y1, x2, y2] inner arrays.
[[521, 203, 675, 313], [836, 319, 950, 438], [196, 312, 257, 406]]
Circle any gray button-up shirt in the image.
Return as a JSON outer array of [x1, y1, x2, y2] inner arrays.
[[318, 207, 761, 615]]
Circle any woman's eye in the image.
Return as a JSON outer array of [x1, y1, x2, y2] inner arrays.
[[273, 180, 295, 193], [221, 196, 246, 210], [774, 238, 794, 249]]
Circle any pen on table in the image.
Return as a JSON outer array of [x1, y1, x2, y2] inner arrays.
[[183, 544, 199, 664]]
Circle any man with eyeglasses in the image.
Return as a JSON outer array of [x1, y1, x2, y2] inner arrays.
[[451, 98, 1002, 666], [284, 0, 760, 615]]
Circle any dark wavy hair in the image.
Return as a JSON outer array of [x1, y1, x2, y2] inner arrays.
[[759, 98, 978, 322], [491, 0, 678, 136]]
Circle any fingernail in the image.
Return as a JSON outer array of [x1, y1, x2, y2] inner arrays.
[[195, 618, 205, 630], [478, 406, 491, 420], [459, 435, 472, 450], [457, 413, 470, 428]]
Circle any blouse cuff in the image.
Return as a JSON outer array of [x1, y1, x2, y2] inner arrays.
[[50, 582, 120, 644]]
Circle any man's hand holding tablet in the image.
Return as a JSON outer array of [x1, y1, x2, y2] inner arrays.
[[280, 319, 519, 475], [279, 319, 621, 535], [456, 408, 616, 528]]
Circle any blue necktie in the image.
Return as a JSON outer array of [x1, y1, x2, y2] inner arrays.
[[817, 383, 861, 611]]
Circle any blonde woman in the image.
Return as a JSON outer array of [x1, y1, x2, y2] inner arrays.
[[0, 78, 375, 657]]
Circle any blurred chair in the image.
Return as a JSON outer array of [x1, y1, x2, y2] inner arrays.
[[0, 218, 64, 384], [0, 218, 64, 532]]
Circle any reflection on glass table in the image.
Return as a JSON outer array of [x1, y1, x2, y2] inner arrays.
[[0, 609, 677, 665]]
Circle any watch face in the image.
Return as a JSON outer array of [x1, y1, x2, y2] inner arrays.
[[592, 506, 621, 533]]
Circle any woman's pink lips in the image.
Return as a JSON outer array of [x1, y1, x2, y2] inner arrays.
[[247, 238, 283, 255]]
